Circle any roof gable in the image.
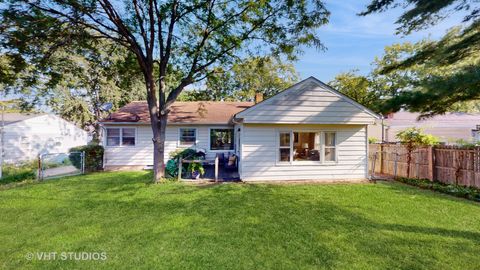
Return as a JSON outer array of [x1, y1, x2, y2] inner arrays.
[[236, 77, 380, 124]]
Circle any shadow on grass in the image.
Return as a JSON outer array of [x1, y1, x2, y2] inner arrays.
[[2, 172, 480, 269]]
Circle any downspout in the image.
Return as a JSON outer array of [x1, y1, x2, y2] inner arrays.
[[99, 123, 107, 170]]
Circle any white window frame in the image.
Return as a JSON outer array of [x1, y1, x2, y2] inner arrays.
[[275, 130, 338, 166], [323, 132, 337, 163], [105, 127, 137, 147], [178, 128, 197, 147], [209, 128, 235, 152], [277, 131, 292, 164]]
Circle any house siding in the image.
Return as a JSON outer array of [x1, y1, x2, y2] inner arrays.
[[238, 80, 376, 125], [103, 124, 235, 168], [240, 124, 368, 181], [4, 115, 88, 163]]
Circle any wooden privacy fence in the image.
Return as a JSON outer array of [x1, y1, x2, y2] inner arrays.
[[369, 144, 480, 188]]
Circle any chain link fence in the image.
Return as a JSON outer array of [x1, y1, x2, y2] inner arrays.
[[38, 152, 85, 180]]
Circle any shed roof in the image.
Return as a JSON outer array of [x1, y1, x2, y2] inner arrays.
[[2, 113, 46, 125]]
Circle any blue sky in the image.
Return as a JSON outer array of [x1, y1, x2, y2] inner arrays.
[[297, 0, 466, 82]]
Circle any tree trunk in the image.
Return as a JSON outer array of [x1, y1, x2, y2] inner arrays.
[[151, 113, 168, 182], [144, 70, 168, 182]]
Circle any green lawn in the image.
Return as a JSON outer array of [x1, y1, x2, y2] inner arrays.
[[1, 172, 480, 270]]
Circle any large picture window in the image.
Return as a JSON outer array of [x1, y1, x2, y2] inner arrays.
[[179, 128, 196, 146], [278, 131, 336, 163], [210, 129, 234, 150], [293, 132, 320, 161], [106, 128, 136, 147]]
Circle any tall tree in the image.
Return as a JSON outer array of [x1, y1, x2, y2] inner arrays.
[[0, 0, 330, 181], [328, 70, 381, 111], [1, 42, 145, 141], [360, 0, 480, 117], [179, 56, 299, 101]]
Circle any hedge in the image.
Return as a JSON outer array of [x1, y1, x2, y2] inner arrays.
[[69, 144, 104, 172], [397, 177, 480, 202]]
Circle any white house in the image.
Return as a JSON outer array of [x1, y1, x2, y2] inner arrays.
[[2, 113, 89, 163], [100, 77, 380, 182]]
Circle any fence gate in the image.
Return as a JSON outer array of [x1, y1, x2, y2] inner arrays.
[[38, 152, 85, 180]]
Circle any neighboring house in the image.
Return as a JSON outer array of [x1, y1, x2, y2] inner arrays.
[[2, 113, 89, 163], [368, 111, 480, 143], [100, 77, 379, 181]]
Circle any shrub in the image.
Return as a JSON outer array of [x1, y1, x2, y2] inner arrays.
[[166, 148, 205, 178], [169, 148, 203, 160], [69, 144, 104, 172], [1, 161, 37, 185], [165, 159, 181, 178], [397, 177, 480, 202]]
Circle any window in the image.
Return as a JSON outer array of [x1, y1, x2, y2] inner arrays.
[[106, 128, 120, 146], [293, 132, 320, 161], [179, 128, 196, 146], [210, 129, 234, 150], [122, 128, 136, 146], [324, 132, 336, 162], [279, 132, 291, 162], [106, 128, 136, 147], [277, 131, 336, 163]]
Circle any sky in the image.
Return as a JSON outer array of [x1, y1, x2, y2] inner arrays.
[[296, 0, 466, 82]]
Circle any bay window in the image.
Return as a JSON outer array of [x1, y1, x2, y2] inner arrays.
[[277, 131, 336, 163]]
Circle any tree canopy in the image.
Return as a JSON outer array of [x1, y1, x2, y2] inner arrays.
[[360, 0, 480, 117], [179, 56, 299, 101], [0, 0, 330, 180]]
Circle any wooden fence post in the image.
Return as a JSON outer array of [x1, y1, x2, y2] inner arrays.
[[427, 146, 434, 181], [380, 143, 384, 174], [394, 152, 398, 179]]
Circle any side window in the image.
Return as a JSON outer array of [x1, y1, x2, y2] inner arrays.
[[106, 128, 120, 146], [324, 132, 336, 162], [278, 132, 291, 162], [122, 128, 136, 146], [179, 128, 196, 146]]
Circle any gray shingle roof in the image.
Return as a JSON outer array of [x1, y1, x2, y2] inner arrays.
[[2, 113, 46, 125]]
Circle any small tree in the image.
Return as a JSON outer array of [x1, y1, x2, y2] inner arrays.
[[396, 127, 439, 177]]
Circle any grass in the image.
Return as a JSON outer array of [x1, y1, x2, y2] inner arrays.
[[1, 172, 480, 270], [1, 162, 37, 185]]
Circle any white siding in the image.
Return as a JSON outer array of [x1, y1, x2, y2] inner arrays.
[[240, 124, 368, 181], [103, 124, 235, 167], [4, 115, 89, 163], [237, 79, 377, 124]]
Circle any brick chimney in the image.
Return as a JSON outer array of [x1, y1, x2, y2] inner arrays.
[[254, 92, 264, 104]]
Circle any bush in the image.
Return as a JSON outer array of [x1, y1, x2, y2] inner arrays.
[[166, 148, 205, 178], [69, 144, 104, 172], [397, 177, 480, 202], [1, 161, 37, 185]]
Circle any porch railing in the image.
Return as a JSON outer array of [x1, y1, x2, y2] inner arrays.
[[178, 155, 219, 181]]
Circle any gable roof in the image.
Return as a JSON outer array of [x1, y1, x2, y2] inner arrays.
[[102, 101, 254, 125], [236, 76, 380, 120], [2, 113, 46, 125]]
